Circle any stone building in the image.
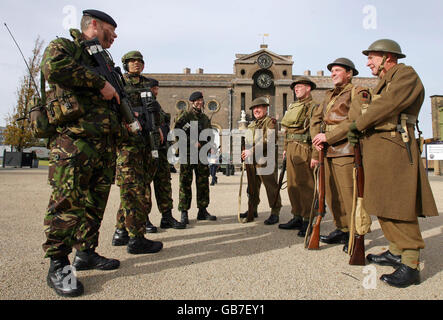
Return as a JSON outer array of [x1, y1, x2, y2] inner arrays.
[[430, 95, 443, 175], [145, 44, 378, 165]]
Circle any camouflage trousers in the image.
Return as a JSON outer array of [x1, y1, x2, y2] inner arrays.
[[115, 144, 157, 237], [152, 148, 173, 214], [178, 163, 210, 211], [43, 133, 116, 258]]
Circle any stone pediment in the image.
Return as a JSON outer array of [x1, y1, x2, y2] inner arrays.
[[235, 47, 293, 65]]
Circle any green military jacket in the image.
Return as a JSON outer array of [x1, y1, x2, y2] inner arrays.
[[40, 28, 121, 138], [173, 108, 212, 160]]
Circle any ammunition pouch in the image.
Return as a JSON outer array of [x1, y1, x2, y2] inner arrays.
[[28, 97, 57, 138], [281, 102, 307, 129], [46, 86, 86, 126]]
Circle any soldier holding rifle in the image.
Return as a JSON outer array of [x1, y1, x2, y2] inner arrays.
[[348, 39, 438, 287], [111, 50, 165, 253], [41, 9, 125, 297], [310, 58, 370, 252]]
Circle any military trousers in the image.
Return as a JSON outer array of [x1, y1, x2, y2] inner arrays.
[[178, 163, 210, 211], [43, 133, 116, 258], [378, 216, 424, 269], [324, 156, 354, 231], [286, 141, 315, 219], [246, 163, 282, 214], [115, 144, 156, 237], [153, 148, 173, 214]]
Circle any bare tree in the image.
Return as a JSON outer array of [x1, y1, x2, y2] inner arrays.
[[3, 37, 44, 151]]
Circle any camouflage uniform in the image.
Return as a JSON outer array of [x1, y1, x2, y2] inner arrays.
[[173, 108, 212, 211], [41, 29, 123, 258], [115, 73, 158, 237], [153, 109, 174, 214]]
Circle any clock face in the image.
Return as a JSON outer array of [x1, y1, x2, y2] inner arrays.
[[256, 73, 273, 89], [257, 54, 273, 69]]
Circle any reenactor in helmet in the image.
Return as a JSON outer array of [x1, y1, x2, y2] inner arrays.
[[347, 39, 438, 287], [310, 58, 371, 252], [111, 50, 163, 255], [278, 77, 318, 236], [241, 97, 282, 225], [173, 91, 216, 224], [41, 9, 122, 297]]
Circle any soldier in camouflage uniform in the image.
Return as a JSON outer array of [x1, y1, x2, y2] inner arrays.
[[111, 50, 164, 255], [41, 10, 122, 297], [173, 91, 216, 224], [147, 78, 186, 231]]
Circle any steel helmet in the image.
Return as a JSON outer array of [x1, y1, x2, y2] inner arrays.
[[362, 39, 406, 58], [327, 57, 359, 76]]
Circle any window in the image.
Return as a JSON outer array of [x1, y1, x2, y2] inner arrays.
[[176, 100, 188, 111], [207, 100, 220, 112]]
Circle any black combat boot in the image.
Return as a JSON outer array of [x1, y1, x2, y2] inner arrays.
[[127, 236, 163, 255], [319, 229, 349, 244], [297, 220, 310, 237], [239, 210, 258, 219], [72, 249, 120, 271], [181, 210, 189, 225], [264, 214, 279, 225], [112, 228, 129, 246], [145, 216, 158, 233], [366, 250, 402, 267], [279, 217, 303, 230], [197, 208, 217, 221], [160, 210, 186, 229], [380, 264, 420, 288], [47, 256, 84, 297]]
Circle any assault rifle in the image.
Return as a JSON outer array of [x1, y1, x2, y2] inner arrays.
[[307, 145, 326, 250], [82, 38, 143, 137], [348, 142, 366, 265]]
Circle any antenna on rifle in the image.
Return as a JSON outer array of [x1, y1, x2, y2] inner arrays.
[[4, 22, 41, 97]]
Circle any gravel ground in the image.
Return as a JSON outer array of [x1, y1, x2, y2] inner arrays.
[[0, 167, 441, 300]]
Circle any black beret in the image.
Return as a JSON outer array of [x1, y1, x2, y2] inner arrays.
[[189, 91, 203, 101], [147, 78, 159, 87], [83, 9, 117, 28]]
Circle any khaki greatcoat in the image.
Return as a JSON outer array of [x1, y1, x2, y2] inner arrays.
[[355, 63, 438, 221]]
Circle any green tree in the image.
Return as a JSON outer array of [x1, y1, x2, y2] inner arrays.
[[3, 37, 44, 151]]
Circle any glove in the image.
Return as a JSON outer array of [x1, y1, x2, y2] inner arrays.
[[347, 121, 361, 146]]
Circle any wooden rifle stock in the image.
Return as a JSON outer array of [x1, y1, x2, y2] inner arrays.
[[307, 146, 326, 250], [349, 143, 366, 265]]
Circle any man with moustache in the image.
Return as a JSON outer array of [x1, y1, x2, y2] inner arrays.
[[241, 97, 282, 225], [41, 9, 123, 297], [310, 58, 370, 252], [278, 77, 318, 236], [348, 39, 438, 287]]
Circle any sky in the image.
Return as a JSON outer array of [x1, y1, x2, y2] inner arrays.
[[1, 0, 442, 139]]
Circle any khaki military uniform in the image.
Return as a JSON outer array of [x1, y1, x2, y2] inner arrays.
[[245, 116, 282, 214], [281, 95, 317, 220], [355, 63, 438, 268], [310, 83, 370, 232]]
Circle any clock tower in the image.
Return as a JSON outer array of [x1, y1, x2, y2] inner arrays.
[[232, 44, 293, 122]]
